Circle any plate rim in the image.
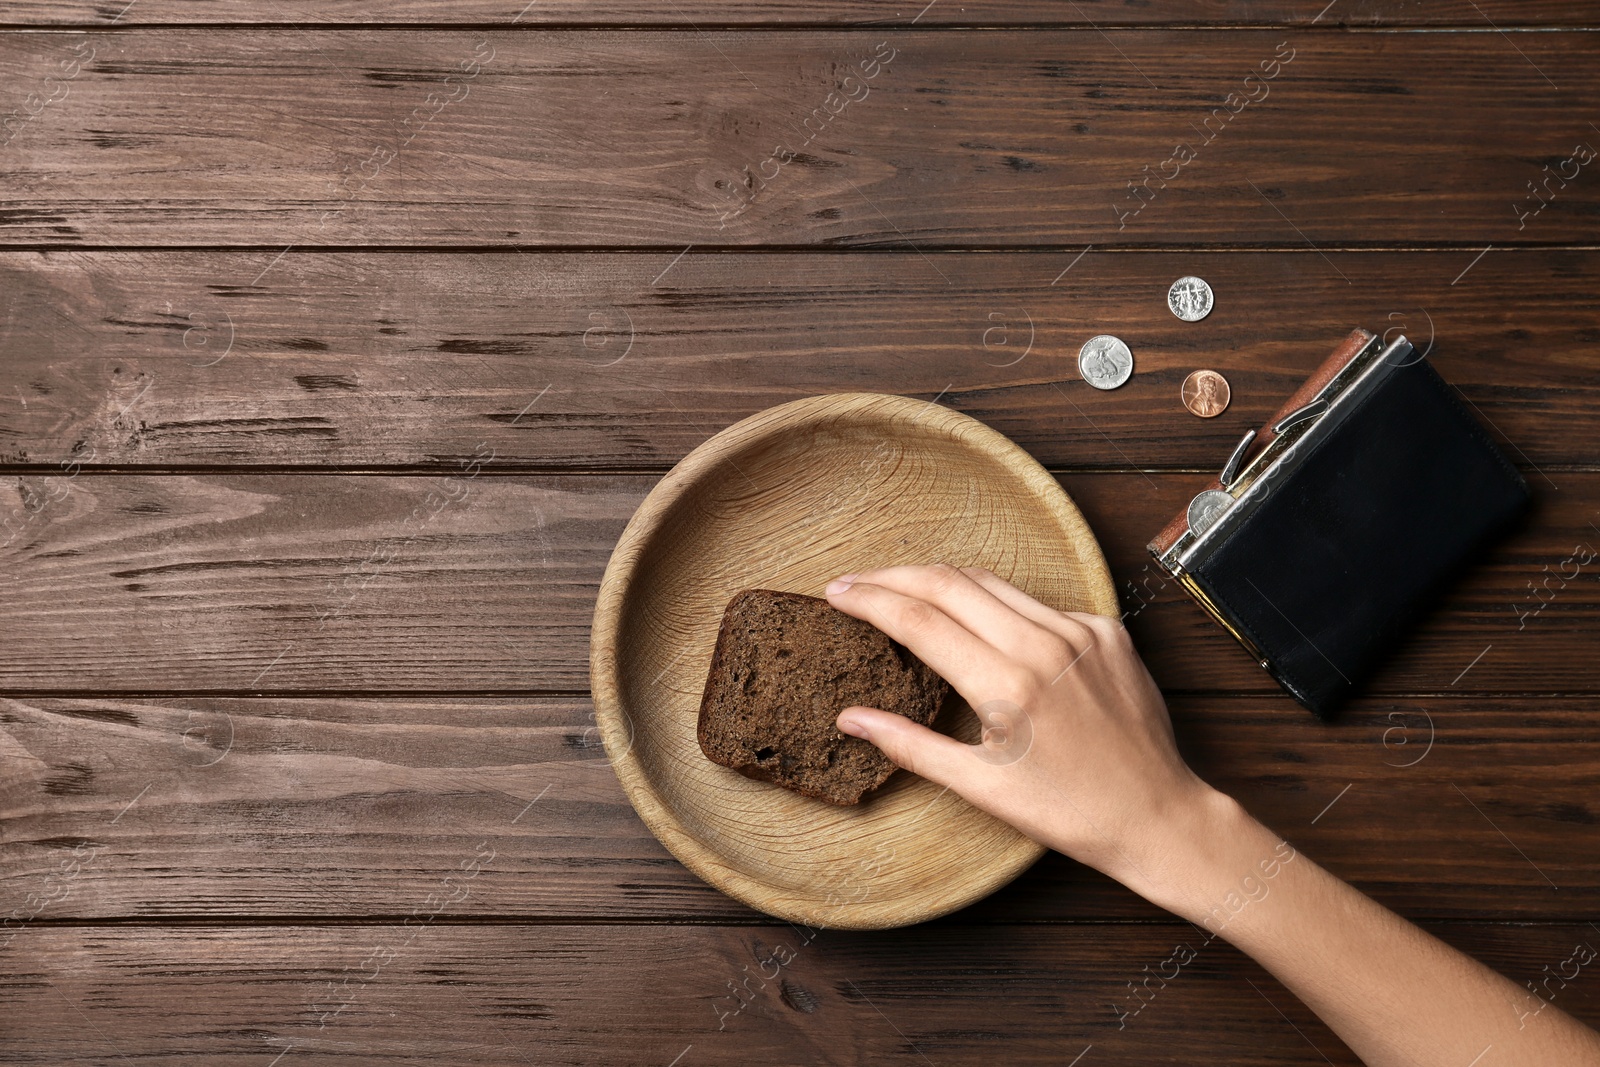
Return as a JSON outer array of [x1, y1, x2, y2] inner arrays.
[[589, 391, 1118, 928]]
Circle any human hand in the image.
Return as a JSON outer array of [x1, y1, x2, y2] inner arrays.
[[825, 563, 1232, 899], [829, 566, 1600, 1067]]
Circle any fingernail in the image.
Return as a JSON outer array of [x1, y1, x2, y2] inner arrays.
[[825, 573, 858, 595], [836, 712, 870, 739]]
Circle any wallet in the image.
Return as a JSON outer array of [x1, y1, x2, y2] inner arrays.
[[1147, 327, 1531, 717]]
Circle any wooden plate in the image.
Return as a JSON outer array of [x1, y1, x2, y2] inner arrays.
[[590, 392, 1117, 929]]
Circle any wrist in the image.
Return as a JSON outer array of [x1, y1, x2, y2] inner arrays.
[[1113, 784, 1283, 923]]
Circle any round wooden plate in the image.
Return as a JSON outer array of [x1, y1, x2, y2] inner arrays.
[[590, 392, 1117, 929]]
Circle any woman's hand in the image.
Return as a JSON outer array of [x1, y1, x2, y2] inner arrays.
[[825, 564, 1600, 1067], [825, 563, 1233, 901]]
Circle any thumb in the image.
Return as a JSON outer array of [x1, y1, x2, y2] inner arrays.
[[836, 706, 978, 788]]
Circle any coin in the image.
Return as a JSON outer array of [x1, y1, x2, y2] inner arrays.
[[1181, 369, 1231, 418], [1167, 276, 1214, 322], [1187, 488, 1234, 538], [1077, 334, 1134, 390]]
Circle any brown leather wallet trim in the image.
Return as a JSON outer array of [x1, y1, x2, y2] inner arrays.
[[1254, 327, 1377, 456], [1147, 327, 1378, 558]]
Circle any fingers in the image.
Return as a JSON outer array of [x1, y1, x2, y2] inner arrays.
[[958, 566, 1124, 647], [837, 706, 984, 788], [956, 566, 1075, 633], [823, 577, 1032, 706], [828, 563, 1069, 663]]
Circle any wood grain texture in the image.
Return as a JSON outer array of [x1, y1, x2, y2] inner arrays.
[[7, 0, 1600, 26], [1, 30, 1597, 246], [3, 472, 1594, 692], [3, 922, 1598, 1066], [3, 695, 1598, 923], [2, 10, 1596, 1059], [2, 249, 1596, 470], [590, 392, 1113, 929]]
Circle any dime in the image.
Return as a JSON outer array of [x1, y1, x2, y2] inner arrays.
[[1167, 276, 1214, 322], [1187, 488, 1234, 538], [1077, 334, 1134, 390], [1181, 369, 1231, 418]]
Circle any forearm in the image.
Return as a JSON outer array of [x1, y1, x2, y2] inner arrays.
[[818, 566, 1600, 1065], [1118, 788, 1600, 1067]]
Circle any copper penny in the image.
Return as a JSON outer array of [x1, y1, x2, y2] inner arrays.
[[1181, 369, 1231, 418]]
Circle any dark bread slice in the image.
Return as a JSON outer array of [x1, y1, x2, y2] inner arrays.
[[696, 589, 950, 805]]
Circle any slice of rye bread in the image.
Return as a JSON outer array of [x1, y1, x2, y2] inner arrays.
[[697, 589, 950, 805]]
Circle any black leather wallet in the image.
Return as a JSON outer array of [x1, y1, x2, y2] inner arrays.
[[1147, 328, 1531, 717]]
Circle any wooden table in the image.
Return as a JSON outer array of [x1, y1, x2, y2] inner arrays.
[[3, 3, 1598, 1064]]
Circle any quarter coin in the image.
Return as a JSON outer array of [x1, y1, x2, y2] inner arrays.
[[1077, 334, 1134, 390], [1168, 276, 1214, 322], [1181, 369, 1231, 418]]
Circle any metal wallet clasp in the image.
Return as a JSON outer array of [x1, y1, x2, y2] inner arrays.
[[1156, 330, 1411, 575]]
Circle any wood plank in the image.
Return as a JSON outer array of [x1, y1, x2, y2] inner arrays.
[[3, 922, 1597, 1065], [7, 0, 1600, 27], [2, 250, 1596, 470], [2, 472, 1596, 692], [3, 695, 1597, 922], [1, 30, 1597, 246]]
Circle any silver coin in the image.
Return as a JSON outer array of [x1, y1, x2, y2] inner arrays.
[[1167, 276, 1214, 322], [1077, 334, 1134, 390], [1187, 488, 1234, 538]]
